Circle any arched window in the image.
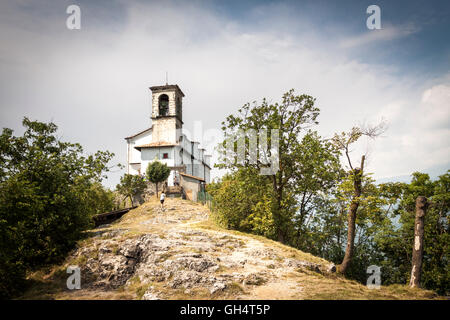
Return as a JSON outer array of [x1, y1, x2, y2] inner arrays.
[[158, 94, 169, 116]]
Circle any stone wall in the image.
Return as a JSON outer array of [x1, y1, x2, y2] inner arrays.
[[180, 175, 202, 202]]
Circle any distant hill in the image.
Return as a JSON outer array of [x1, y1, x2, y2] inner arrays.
[[376, 164, 449, 184]]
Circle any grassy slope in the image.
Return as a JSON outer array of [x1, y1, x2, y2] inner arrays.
[[18, 198, 442, 300], [194, 220, 440, 300]]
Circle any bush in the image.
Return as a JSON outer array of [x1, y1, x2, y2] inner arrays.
[[0, 118, 115, 298], [207, 168, 276, 238], [116, 174, 147, 206]]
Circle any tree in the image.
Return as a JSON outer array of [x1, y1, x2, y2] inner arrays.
[[290, 131, 343, 248], [217, 89, 342, 244], [410, 196, 428, 288], [82, 182, 116, 214], [207, 167, 276, 238], [375, 171, 449, 295], [331, 123, 385, 274], [116, 174, 147, 206], [0, 117, 116, 298], [146, 160, 171, 198]]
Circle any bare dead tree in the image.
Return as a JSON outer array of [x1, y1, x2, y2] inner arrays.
[[409, 196, 428, 288], [332, 121, 386, 274]]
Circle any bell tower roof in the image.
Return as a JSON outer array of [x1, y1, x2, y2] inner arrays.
[[149, 84, 185, 97]]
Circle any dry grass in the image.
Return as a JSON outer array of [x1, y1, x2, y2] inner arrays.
[[192, 220, 442, 300], [284, 269, 441, 300]]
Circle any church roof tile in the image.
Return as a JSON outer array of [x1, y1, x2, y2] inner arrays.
[[134, 141, 178, 150]]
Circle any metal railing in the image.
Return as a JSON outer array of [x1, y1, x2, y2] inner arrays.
[[197, 191, 214, 211]]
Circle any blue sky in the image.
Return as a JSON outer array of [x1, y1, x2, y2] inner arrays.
[[0, 0, 449, 187], [215, 0, 450, 76]]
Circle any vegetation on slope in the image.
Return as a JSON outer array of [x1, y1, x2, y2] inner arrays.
[[0, 118, 119, 298], [18, 199, 441, 300]]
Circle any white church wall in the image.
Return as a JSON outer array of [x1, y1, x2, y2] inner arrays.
[[205, 167, 211, 183], [192, 142, 200, 160], [140, 146, 176, 177], [127, 130, 152, 164], [181, 141, 193, 175], [204, 155, 211, 167], [193, 160, 203, 179], [167, 170, 175, 187], [180, 134, 191, 157], [174, 145, 183, 167], [129, 163, 141, 175]]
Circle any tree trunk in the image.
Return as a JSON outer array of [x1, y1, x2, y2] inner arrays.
[[155, 182, 159, 199], [129, 195, 134, 207], [271, 175, 285, 244], [409, 196, 428, 288], [339, 155, 365, 274], [277, 227, 285, 243], [276, 192, 285, 243], [274, 195, 285, 243]]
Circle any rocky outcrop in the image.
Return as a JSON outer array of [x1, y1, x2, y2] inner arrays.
[[283, 258, 336, 275], [66, 200, 336, 299]]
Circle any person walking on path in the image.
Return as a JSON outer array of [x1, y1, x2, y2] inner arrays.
[[160, 192, 166, 210]]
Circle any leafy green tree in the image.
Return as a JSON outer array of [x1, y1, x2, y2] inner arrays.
[[82, 182, 115, 214], [207, 168, 276, 238], [295, 173, 391, 282], [290, 131, 343, 247], [216, 89, 342, 244], [116, 174, 147, 206], [0, 117, 116, 298], [375, 171, 449, 295], [146, 160, 171, 197]]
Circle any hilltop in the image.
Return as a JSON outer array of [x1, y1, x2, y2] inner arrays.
[[21, 198, 440, 300]]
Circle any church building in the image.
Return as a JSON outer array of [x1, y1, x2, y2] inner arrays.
[[124, 84, 211, 200]]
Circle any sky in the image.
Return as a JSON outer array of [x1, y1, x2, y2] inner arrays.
[[0, 0, 449, 188]]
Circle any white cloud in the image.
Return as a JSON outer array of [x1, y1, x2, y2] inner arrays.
[[370, 83, 450, 178], [421, 84, 450, 128], [0, 1, 447, 187], [340, 23, 420, 48]]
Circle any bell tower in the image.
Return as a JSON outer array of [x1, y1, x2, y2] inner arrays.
[[150, 84, 184, 144]]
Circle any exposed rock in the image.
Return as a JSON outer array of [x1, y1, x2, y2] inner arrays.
[[142, 287, 160, 300], [119, 239, 142, 259], [327, 264, 337, 273], [210, 282, 226, 294], [284, 258, 322, 274], [172, 255, 217, 272], [169, 271, 203, 289], [64, 199, 337, 299]]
